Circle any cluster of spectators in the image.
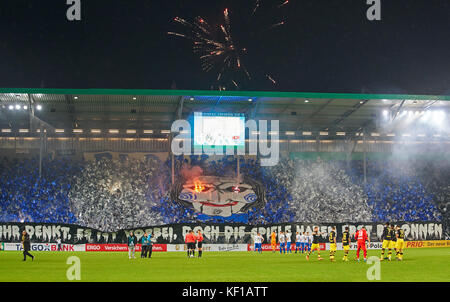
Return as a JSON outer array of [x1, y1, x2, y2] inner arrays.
[[268, 158, 373, 223], [420, 161, 450, 227], [361, 160, 442, 222], [69, 157, 165, 232], [0, 154, 448, 235], [0, 156, 78, 223]]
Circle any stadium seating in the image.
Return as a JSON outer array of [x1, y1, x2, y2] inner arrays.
[[0, 155, 447, 232], [0, 156, 79, 224]]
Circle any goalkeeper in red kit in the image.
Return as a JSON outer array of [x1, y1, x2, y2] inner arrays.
[[354, 226, 370, 262]]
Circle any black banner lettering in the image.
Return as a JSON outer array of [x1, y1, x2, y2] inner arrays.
[[0, 222, 445, 244]]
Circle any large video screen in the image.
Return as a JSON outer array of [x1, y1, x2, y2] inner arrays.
[[194, 112, 245, 147]]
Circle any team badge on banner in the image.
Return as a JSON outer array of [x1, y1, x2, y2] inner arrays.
[[172, 176, 265, 217]]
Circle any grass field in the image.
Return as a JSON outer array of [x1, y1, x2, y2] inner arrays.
[[1, 248, 449, 282]]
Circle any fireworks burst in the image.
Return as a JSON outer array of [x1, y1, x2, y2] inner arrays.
[[168, 0, 289, 90]]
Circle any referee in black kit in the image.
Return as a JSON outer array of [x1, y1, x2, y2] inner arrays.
[[21, 230, 34, 261]]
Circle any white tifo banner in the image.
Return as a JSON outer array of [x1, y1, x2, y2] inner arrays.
[[325, 242, 383, 250], [167, 244, 248, 252], [3, 242, 86, 252]]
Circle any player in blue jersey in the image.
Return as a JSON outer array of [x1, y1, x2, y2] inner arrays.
[[300, 232, 307, 253], [254, 233, 263, 253], [286, 231, 292, 253], [279, 231, 286, 254], [295, 232, 301, 253], [306, 232, 313, 252]]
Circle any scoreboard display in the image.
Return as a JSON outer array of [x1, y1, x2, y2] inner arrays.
[[194, 112, 245, 147]]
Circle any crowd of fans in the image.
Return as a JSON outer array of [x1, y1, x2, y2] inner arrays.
[[269, 158, 373, 223], [414, 160, 450, 227], [0, 154, 448, 234], [0, 156, 78, 224], [362, 160, 442, 222], [68, 156, 165, 232]]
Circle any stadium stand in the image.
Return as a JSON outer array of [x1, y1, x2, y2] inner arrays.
[[69, 157, 166, 231], [0, 156, 78, 224], [0, 155, 447, 233]]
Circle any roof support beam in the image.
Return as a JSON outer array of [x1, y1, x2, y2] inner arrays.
[[248, 98, 260, 120], [175, 96, 184, 120], [392, 100, 406, 121], [296, 99, 333, 131], [328, 100, 369, 130], [65, 95, 77, 128], [27, 94, 35, 130]]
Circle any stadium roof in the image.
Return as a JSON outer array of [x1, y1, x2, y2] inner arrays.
[[0, 89, 449, 136]]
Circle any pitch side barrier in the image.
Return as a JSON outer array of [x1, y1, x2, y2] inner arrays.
[[2, 241, 450, 252], [0, 220, 448, 252]]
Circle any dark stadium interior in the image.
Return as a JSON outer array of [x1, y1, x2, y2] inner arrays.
[[1, 92, 449, 134], [0, 92, 449, 238], [1, 0, 450, 287]]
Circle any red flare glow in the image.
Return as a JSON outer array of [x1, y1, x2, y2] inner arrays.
[[194, 181, 205, 193]]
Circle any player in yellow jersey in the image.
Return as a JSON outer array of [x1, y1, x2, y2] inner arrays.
[[328, 226, 337, 262], [387, 224, 397, 261], [380, 222, 391, 261], [270, 231, 277, 253], [395, 226, 405, 261], [342, 226, 351, 261], [306, 227, 323, 261]]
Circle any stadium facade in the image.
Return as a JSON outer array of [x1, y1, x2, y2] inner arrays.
[[0, 89, 449, 241]]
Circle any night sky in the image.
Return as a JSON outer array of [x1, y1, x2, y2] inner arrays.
[[0, 0, 449, 94]]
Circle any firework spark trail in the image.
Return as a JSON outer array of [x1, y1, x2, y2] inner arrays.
[[244, 68, 251, 80], [169, 13, 243, 78], [278, 0, 289, 8], [266, 74, 276, 84], [224, 8, 230, 29], [269, 21, 285, 29], [195, 17, 212, 35], [252, 0, 261, 16], [168, 1, 288, 89], [167, 32, 186, 38]]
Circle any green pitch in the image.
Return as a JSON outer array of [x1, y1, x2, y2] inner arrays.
[[1, 248, 449, 282]]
